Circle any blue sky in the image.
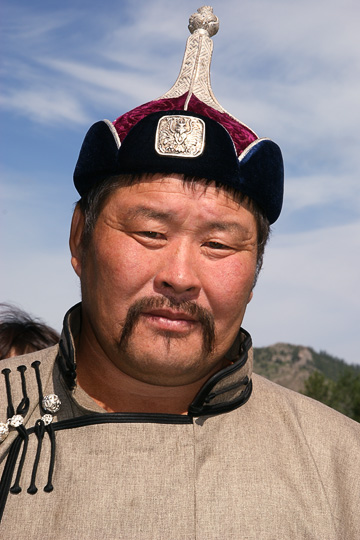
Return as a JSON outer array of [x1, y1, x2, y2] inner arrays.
[[1, 0, 359, 364]]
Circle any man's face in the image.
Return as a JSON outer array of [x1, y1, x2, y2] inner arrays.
[[71, 175, 257, 386]]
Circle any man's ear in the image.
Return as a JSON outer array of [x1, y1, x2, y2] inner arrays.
[[247, 291, 253, 304], [69, 204, 85, 278]]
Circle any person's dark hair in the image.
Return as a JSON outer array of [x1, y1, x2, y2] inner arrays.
[[77, 174, 271, 287], [0, 304, 60, 360]]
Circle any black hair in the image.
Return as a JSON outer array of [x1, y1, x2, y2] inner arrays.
[[0, 304, 59, 360]]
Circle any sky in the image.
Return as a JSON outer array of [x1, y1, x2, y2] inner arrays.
[[1, 0, 359, 365]]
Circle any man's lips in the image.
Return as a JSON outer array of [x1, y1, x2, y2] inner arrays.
[[140, 308, 198, 331], [142, 308, 198, 322]]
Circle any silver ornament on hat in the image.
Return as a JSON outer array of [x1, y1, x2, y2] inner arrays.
[[159, 5, 248, 128], [155, 115, 206, 158], [160, 6, 221, 111], [155, 6, 255, 160]]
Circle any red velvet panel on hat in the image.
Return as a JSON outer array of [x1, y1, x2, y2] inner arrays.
[[113, 94, 257, 155]]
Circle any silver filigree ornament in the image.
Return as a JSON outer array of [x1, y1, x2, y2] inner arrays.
[[42, 394, 61, 414], [155, 115, 205, 158], [0, 422, 9, 443], [8, 414, 24, 428], [41, 414, 53, 426], [159, 6, 255, 136], [0, 415, 24, 443], [188, 6, 219, 37]]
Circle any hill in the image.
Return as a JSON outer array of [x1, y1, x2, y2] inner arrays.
[[253, 343, 360, 393]]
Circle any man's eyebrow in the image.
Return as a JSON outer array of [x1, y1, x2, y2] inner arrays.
[[125, 207, 249, 234], [125, 206, 173, 221], [206, 221, 249, 234]]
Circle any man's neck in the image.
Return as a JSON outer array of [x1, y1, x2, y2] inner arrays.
[[75, 337, 229, 415]]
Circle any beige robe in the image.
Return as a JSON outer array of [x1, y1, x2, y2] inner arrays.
[[1, 306, 359, 539]]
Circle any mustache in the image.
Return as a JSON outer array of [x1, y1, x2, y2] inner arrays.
[[119, 296, 215, 355]]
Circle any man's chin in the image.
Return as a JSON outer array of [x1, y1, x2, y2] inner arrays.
[[116, 338, 217, 387]]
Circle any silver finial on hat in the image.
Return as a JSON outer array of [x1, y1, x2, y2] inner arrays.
[[188, 5, 219, 37], [159, 7, 221, 111], [159, 6, 247, 128]]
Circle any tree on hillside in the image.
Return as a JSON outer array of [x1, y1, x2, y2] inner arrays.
[[304, 369, 360, 422]]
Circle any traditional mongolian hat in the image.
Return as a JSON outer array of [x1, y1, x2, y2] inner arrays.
[[74, 6, 284, 224]]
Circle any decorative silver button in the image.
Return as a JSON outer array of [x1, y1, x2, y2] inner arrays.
[[0, 422, 9, 442], [8, 415, 24, 428], [41, 414, 53, 426], [42, 394, 61, 414]]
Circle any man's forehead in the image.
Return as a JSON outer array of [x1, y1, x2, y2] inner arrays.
[[104, 175, 253, 221], [111, 173, 244, 201], [110, 173, 240, 200]]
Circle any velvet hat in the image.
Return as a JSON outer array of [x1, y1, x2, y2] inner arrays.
[[73, 6, 284, 224]]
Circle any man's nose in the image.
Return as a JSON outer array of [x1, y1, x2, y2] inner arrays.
[[153, 242, 201, 298]]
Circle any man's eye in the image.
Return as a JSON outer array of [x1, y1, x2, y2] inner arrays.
[[139, 231, 162, 239], [205, 241, 229, 250]]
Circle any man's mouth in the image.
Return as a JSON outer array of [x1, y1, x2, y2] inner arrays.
[[141, 308, 198, 332], [142, 308, 198, 322], [119, 296, 215, 355]]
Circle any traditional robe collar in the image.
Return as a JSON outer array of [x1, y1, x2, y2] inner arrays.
[[57, 303, 253, 417]]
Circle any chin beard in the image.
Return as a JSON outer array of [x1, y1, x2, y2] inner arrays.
[[118, 295, 215, 359]]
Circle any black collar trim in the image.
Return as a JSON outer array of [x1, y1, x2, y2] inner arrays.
[[28, 413, 193, 432], [188, 331, 252, 416]]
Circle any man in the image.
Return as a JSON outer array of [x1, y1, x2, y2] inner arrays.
[[1, 7, 359, 539]]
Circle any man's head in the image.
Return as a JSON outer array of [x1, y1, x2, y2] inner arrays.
[[70, 7, 284, 385], [70, 174, 260, 386]]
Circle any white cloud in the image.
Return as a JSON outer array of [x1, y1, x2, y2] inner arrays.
[[36, 58, 166, 106], [284, 173, 360, 212], [1, 6, 76, 44], [2, 0, 360, 142], [0, 87, 90, 125]]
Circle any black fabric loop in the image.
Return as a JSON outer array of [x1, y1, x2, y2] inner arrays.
[[1, 368, 15, 419], [27, 419, 45, 495], [0, 436, 23, 523], [31, 361, 45, 414], [9, 425, 29, 494], [16, 365, 30, 416], [44, 423, 56, 492]]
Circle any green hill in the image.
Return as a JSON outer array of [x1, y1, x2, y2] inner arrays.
[[253, 343, 360, 392], [253, 344, 360, 422]]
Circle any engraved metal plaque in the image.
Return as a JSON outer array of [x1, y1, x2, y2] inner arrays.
[[155, 115, 205, 158]]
